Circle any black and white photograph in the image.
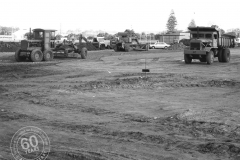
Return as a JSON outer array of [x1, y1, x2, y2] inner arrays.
[[0, 0, 240, 159]]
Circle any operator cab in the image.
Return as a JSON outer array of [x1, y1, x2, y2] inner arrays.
[[33, 29, 56, 40], [32, 28, 57, 49], [33, 31, 43, 40]]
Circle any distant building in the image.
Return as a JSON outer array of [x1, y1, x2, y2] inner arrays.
[[0, 35, 13, 42], [158, 32, 190, 44], [12, 29, 28, 41]]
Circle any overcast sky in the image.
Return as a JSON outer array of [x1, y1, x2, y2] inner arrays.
[[1, 0, 240, 34]]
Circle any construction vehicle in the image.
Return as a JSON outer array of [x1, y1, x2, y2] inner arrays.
[[184, 26, 235, 65], [112, 32, 149, 52], [15, 28, 88, 62], [91, 37, 111, 50]]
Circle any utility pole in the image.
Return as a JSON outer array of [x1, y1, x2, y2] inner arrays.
[[150, 34, 151, 44], [60, 23, 61, 35], [12, 26, 14, 41]]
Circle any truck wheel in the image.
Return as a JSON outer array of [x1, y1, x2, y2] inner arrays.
[[80, 47, 87, 59], [222, 48, 230, 63], [199, 56, 206, 62], [184, 54, 192, 64], [206, 50, 214, 65], [15, 49, 26, 62], [218, 49, 223, 62], [30, 49, 43, 62], [43, 50, 54, 61]]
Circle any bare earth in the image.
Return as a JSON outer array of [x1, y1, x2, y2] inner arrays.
[[0, 48, 240, 160]]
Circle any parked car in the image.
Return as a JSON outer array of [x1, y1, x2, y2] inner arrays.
[[235, 38, 240, 47], [150, 42, 170, 49]]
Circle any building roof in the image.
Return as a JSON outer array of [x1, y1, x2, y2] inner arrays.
[[188, 27, 218, 32], [13, 29, 28, 35], [32, 28, 57, 32]]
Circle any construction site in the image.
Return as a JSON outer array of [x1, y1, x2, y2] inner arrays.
[[1, 0, 240, 159], [0, 26, 240, 159]]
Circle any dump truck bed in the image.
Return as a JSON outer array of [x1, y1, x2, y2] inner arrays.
[[219, 34, 236, 48], [218, 37, 235, 48]]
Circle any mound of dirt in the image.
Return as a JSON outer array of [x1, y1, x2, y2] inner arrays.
[[0, 42, 20, 52], [78, 42, 98, 51], [179, 39, 190, 46], [167, 43, 186, 50]]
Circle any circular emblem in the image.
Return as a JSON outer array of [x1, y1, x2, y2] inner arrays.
[[10, 126, 50, 160]]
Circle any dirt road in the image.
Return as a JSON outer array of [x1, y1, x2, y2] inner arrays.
[[0, 49, 240, 160]]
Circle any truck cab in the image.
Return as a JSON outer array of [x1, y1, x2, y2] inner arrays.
[[189, 31, 218, 49]]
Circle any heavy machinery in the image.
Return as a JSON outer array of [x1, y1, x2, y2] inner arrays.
[[112, 32, 149, 52], [184, 26, 235, 65], [91, 37, 111, 50], [15, 28, 88, 62]]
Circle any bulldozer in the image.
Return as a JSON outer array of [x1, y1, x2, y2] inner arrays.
[[15, 28, 88, 62], [112, 32, 149, 52]]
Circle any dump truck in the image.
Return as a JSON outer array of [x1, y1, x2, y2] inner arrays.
[[15, 28, 88, 62], [112, 32, 149, 52], [184, 26, 235, 64]]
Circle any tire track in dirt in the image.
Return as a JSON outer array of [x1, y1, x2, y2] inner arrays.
[[4, 91, 239, 159], [124, 114, 240, 158], [1, 96, 230, 160], [56, 74, 240, 90], [43, 114, 240, 159], [1, 71, 240, 159], [0, 109, 44, 122], [48, 146, 140, 160]]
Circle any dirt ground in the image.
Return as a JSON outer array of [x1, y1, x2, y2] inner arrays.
[[0, 48, 240, 160]]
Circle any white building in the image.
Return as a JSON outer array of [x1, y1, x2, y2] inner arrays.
[[0, 35, 13, 42], [12, 29, 28, 41]]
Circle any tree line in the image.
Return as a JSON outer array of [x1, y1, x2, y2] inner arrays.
[[1, 9, 240, 39], [0, 26, 19, 35], [166, 10, 240, 37], [55, 30, 163, 41]]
